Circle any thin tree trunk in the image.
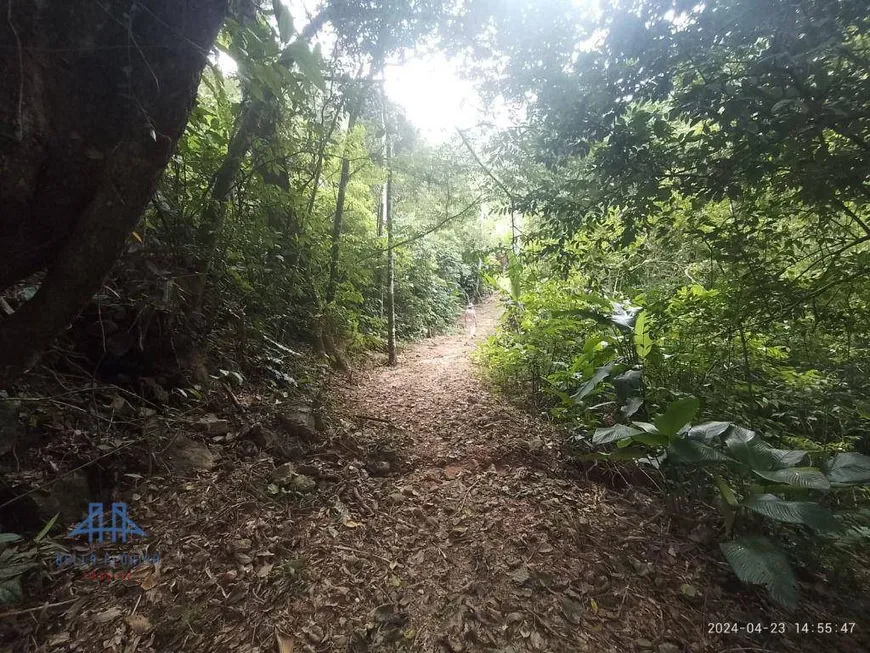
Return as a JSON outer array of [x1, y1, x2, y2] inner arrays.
[[739, 326, 754, 404], [384, 107, 397, 366], [192, 10, 328, 304], [197, 98, 264, 252], [305, 94, 344, 220], [376, 86, 387, 320], [325, 99, 362, 304], [376, 191, 385, 318], [386, 182, 397, 365]]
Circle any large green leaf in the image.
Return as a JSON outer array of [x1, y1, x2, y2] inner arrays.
[[669, 438, 734, 463], [33, 514, 58, 544], [571, 363, 613, 402], [507, 251, 522, 300], [612, 369, 643, 402], [0, 534, 22, 544], [633, 311, 652, 359], [620, 396, 643, 419], [744, 494, 838, 531], [752, 467, 830, 490], [724, 427, 807, 471], [714, 474, 739, 506], [687, 421, 732, 444], [273, 0, 294, 43], [715, 475, 738, 534], [632, 431, 670, 447], [592, 424, 642, 445], [283, 40, 325, 90], [0, 562, 37, 580], [720, 536, 797, 608], [653, 397, 699, 436], [608, 303, 639, 331], [823, 453, 870, 485]]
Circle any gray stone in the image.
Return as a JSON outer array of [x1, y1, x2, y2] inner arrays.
[[276, 409, 317, 442], [165, 435, 217, 472], [34, 471, 91, 524], [254, 426, 280, 451], [291, 474, 316, 493], [366, 460, 391, 476], [197, 414, 229, 436], [272, 462, 296, 485]]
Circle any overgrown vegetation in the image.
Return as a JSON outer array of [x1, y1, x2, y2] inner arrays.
[[143, 8, 496, 367], [474, 0, 870, 607], [1, 0, 868, 625]]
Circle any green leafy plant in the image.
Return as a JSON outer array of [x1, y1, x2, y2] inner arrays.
[[583, 398, 870, 607], [0, 515, 62, 605]]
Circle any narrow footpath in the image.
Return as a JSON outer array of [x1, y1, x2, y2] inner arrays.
[[275, 301, 852, 653], [9, 303, 864, 652]]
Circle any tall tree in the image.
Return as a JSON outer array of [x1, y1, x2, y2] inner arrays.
[[382, 87, 398, 365], [192, 5, 329, 306], [0, 0, 227, 385], [325, 82, 368, 304]]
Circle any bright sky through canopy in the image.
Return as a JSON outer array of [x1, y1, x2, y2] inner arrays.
[[384, 53, 491, 142], [217, 47, 498, 143], [220, 1, 507, 143]]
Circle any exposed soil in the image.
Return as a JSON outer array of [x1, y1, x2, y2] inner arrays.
[[1, 301, 867, 652]]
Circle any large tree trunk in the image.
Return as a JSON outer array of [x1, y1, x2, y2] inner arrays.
[[0, 0, 227, 386]]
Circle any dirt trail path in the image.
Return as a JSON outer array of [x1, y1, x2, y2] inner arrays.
[[11, 301, 862, 652], [271, 299, 869, 653], [280, 300, 781, 653]]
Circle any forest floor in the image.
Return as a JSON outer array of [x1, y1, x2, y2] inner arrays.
[[3, 301, 867, 652]]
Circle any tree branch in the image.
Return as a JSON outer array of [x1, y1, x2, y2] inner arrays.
[[456, 128, 515, 203], [358, 195, 484, 263]]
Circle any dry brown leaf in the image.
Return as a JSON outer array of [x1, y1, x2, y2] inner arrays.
[[93, 607, 123, 624], [130, 562, 160, 590], [48, 632, 71, 645], [275, 628, 296, 653], [125, 614, 152, 634]]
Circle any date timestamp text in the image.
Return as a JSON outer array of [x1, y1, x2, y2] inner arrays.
[[708, 622, 857, 635]]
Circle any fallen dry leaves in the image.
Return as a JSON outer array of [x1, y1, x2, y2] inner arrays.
[[1, 302, 867, 652]]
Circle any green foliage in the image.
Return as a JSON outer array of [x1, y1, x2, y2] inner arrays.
[[482, 252, 870, 605], [0, 515, 61, 605], [720, 537, 798, 609], [825, 453, 870, 486], [579, 397, 870, 607], [145, 7, 500, 366], [469, 0, 870, 454], [743, 495, 838, 532]]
